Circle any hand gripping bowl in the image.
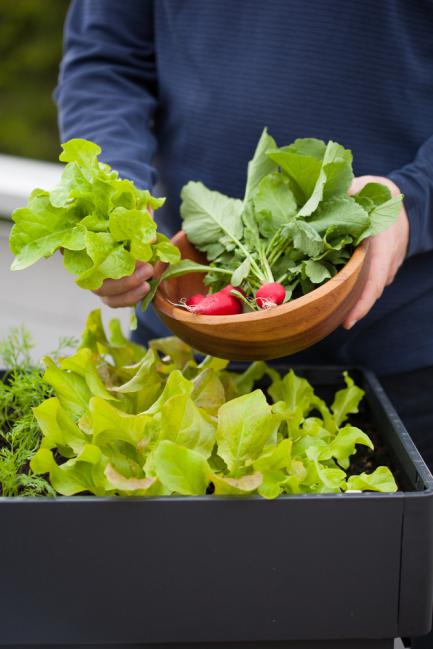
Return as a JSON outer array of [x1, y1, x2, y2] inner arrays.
[[153, 231, 371, 361]]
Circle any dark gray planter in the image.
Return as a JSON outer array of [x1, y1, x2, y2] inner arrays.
[[0, 366, 432, 649]]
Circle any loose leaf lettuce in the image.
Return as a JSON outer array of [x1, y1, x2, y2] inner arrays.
[[29, 310, 398, 498], [154, 440, 210, 495], [330, 425, 374, 469], [216, 390, 278, 475], [331, 372, 365, 428], [211, 471, 262, 496], [346, 466, 398, 493], [10, 138, 180, 297]]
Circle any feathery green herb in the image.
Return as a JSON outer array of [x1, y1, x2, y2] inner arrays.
[[0, 328, 76, 496]]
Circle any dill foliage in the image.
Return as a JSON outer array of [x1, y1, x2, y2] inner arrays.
[[0, 327, 76, 496]]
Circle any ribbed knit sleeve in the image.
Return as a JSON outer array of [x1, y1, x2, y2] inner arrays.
[[389, 137, 433, 258], [55, 0, 157, 190]]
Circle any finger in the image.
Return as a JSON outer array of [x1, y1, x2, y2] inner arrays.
[[343, 278, 381, 330], [386, 263, 399, 286], [343, 249, 389, 329], [101, 281, 151, 308], [347, 175, 373, 196], [347, 178, 365, 196], [93, 263, 153, 297]]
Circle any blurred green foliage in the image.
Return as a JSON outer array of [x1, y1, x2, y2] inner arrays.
[[0, 0, 69, 161]]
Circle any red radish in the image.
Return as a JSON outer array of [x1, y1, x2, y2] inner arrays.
[[186, 291, 242, 315], [176, 286, 244, 315], [255, 282, 286, 309], [186, 293, 206, 307], [195, 292, 242, 315]]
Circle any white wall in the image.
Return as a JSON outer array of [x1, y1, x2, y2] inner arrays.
[[0, 154, 63, 216]]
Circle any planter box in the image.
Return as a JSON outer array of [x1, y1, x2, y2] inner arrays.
[[0, 366, 432, 649]]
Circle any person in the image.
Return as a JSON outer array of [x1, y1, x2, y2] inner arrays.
[[56, 2, 432, 645]]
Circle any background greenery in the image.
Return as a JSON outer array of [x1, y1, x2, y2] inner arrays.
[[0, 0, 69, 161]]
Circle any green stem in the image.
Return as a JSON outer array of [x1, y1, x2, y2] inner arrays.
[[267, 238, 286, 266], [265, 231, 280, 258], [268, 239, 294, 271], [268, 248, 283, 269], [260, 246, 274, 283], [225, 232, 266, 282], [248, 265, 266, 284], [208, 267, 234, 275]]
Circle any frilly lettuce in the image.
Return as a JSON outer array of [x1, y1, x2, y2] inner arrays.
[[9, 139, 180, 290], [30, 309, 397, 498]]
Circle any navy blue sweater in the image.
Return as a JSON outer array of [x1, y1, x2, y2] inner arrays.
[[56, 0, 433, 376]]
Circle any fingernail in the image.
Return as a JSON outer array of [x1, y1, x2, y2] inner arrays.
[[345, 320, 357, 330]]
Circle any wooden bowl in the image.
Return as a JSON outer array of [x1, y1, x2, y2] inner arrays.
[[153, 231, 371, 361]]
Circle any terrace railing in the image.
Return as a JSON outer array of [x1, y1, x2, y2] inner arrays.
[[0, 154, 62, 219]]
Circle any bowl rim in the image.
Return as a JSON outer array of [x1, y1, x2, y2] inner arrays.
[[154, 235, 369, 325]]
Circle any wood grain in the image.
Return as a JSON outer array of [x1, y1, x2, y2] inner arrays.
[[153, 231, 371, 361]]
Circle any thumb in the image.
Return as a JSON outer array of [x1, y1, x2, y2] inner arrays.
[[348, 175, 373, 196]]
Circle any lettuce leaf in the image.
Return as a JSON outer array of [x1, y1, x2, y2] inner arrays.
[[331, 372, 365, 428], [154, 440, 210, 495], [216, 390, 280, 475], [347, 467, 397, 493]]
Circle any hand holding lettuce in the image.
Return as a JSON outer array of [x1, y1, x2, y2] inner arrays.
[[9, 139, 180, 305]]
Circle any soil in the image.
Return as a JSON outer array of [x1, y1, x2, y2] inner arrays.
[[347, 411, 408, 491]]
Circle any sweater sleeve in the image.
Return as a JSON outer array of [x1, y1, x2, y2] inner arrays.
[[55, 0, 157, 190], [388, 136, 433, 258]]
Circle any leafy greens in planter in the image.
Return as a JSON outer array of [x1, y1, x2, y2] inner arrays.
[[29, 309, 397, 497], [172, 129, 402, 301], [0, 328, 76, 496], [9, 139, 180, 290]]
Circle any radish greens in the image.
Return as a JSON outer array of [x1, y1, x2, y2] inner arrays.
[[177, 129, 403, 300]]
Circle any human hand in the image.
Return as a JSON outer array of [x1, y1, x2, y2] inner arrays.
[[92, 261, 154, 308], [343, 175, 409, 329]]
